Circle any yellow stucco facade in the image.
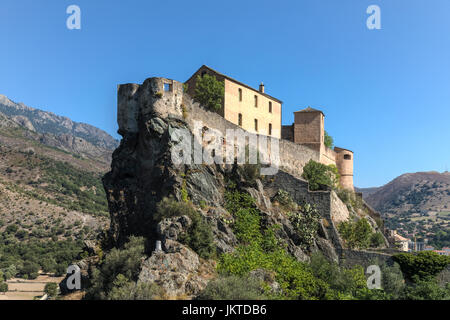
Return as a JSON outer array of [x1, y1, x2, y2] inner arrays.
[[186, 65, 282, 138], [185, 65, 354, 190]]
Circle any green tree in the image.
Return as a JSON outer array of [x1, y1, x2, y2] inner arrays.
[[301, 160, 339, 191], [370, 232, 385, 248], [338, 218, 373, 249], [401, 279, 450, 300], [393, 251, 450, 282], [44, 282, 58, 298], [380, 262, 405, 299], [194, 74, 224, 111], [178, 211, 216, 260], [324, 131, 334, 149], [0, 282, 8, 295]]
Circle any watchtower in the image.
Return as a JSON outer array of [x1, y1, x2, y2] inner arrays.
[[292, 107, 324, 153]]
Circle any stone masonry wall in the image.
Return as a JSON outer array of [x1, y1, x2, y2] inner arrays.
[[183, 96, 320, 179]]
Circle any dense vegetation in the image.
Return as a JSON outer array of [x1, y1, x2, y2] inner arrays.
[[0, 237, 84, 279], [216, 188, 377, 300], [338, 218, 385, 249], [393, 251, 450, 282], [301, 159, 339, 191], [193, 74, 225, 112], [85, 236, 164, 300]]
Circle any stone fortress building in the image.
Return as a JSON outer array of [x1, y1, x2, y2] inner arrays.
[[186, 65, 282, 139], [117, 65, 354, 191], [185, 65, 354, 190]]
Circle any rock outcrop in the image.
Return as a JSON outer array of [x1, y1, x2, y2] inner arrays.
[[138, 240, 216, 298]]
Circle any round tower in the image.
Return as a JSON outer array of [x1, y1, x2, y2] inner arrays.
[[334, 147, 354, 191]]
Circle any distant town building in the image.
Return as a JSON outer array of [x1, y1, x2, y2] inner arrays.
[[433, 250, 450, 256], [409, 241, 427, 252], [389, 230, 409, 252]]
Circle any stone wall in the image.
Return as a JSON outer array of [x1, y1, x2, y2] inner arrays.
[[184, 97, 320, 179], [263, 170, 346, 251], [117, 77, 350, 191], [338, 249, 394, 268]]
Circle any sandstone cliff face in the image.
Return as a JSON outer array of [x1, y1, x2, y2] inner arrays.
[[102, 77, 371, 297]]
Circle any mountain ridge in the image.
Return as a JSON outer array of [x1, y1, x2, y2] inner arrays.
[[357, 171, 450, 242], [0, 94, 119, 151]]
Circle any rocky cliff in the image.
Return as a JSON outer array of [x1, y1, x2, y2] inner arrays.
[[102, 77, 386, 298]]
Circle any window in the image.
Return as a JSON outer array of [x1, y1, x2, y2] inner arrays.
[[269, 123, 272, 136], [239, 88, 242, 102], [254, 119, 258, 132], [344, 154, 352, 160], [269, 101, 272, 113], [254, 95, 258, 107], [164, 83, 172, 92], [238, 113, 242, 126]]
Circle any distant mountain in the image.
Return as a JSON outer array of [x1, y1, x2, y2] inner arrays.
[[0, 95, 112, 277], [0, 94, 119, 151], [358, 171, 450, 241]]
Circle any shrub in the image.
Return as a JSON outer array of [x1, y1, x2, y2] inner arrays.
[[393, 251, 450, 282], [220, 190, 328, 300], [44, 282, 58, 298], [338, 218, 373, 249], [240, 164, 261, 184], [370, 232, 385, 248], [288, 203, 320, 249], [197, 275, 266, 300], [20, 261, 40, 278], [154, 198, 215, 258], [5, 224, 18, 234], [380, 262, 405, 299], [0, 282, 8, 294], [107, 275, 164, 300], [179, 211, 216, 260], [194, 74, 224, 112], [401, 278, 450, 300], [86, 237, 146, 299], [309, 253, 368, 299], [274, 189, 297, 210], [302, 160, 339, 191], [154, 197, 196, 222]]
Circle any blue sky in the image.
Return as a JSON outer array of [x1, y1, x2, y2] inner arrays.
[[1, 0, 449, 187]]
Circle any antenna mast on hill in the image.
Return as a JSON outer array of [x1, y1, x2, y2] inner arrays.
[[413, 227, 417, 252]]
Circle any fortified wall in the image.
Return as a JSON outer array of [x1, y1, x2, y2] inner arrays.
[[117, 77, 323, 180]]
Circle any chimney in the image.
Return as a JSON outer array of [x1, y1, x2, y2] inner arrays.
[[259, 82, 265, 93]]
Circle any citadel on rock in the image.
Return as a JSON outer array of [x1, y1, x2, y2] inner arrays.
[[119, 65, 355, 190]]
